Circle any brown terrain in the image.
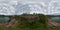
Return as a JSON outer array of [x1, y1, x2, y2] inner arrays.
[[5, 18, 17, 27], [0, 14, 40, 27], [21, 14, 40, 22], [0, 17, 17, 27], [0, 14, 59, 28], [48, 18, 60, 28]]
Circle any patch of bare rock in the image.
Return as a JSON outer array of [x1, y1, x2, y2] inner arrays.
[[48, 18, 60, 28], [0, 17, 17, 27]]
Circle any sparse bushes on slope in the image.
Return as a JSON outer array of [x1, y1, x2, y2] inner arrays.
[[15, 14, 48, 29], [0, 14, 48, 30]]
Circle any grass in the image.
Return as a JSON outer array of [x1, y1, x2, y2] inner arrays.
[[0, 14, 60, 30]]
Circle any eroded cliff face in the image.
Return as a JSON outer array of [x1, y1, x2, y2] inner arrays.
[[5, 18, 17, 27], [2, 14, 46, 28], [0, 16, 17, 27], [48, 18, 60, 28], [20, 14, 40, 23]]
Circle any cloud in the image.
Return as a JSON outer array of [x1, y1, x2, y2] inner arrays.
[[0, 0, 60, 15]]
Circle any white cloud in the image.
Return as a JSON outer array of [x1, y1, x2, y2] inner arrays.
[[0, 0, 60, 15]]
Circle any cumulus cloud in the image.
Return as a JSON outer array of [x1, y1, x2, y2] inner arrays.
[[0, 0, 60, 15]]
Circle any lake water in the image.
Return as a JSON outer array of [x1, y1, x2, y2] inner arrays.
[[0, 17, 10, 23], [51, 17, 60, 23]]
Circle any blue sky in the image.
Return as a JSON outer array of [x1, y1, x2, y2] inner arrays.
[[0, 0, 60, 15]]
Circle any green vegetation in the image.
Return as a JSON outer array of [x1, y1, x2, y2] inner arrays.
[[0, 14, 60, 30], [13, 14, 48, 30]]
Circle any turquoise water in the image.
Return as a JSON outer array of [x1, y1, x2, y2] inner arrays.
[[51, 17, 60, 23], [0, 17, 10, 23]]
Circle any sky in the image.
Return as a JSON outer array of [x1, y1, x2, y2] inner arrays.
[[0, 0, 60, 15]]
